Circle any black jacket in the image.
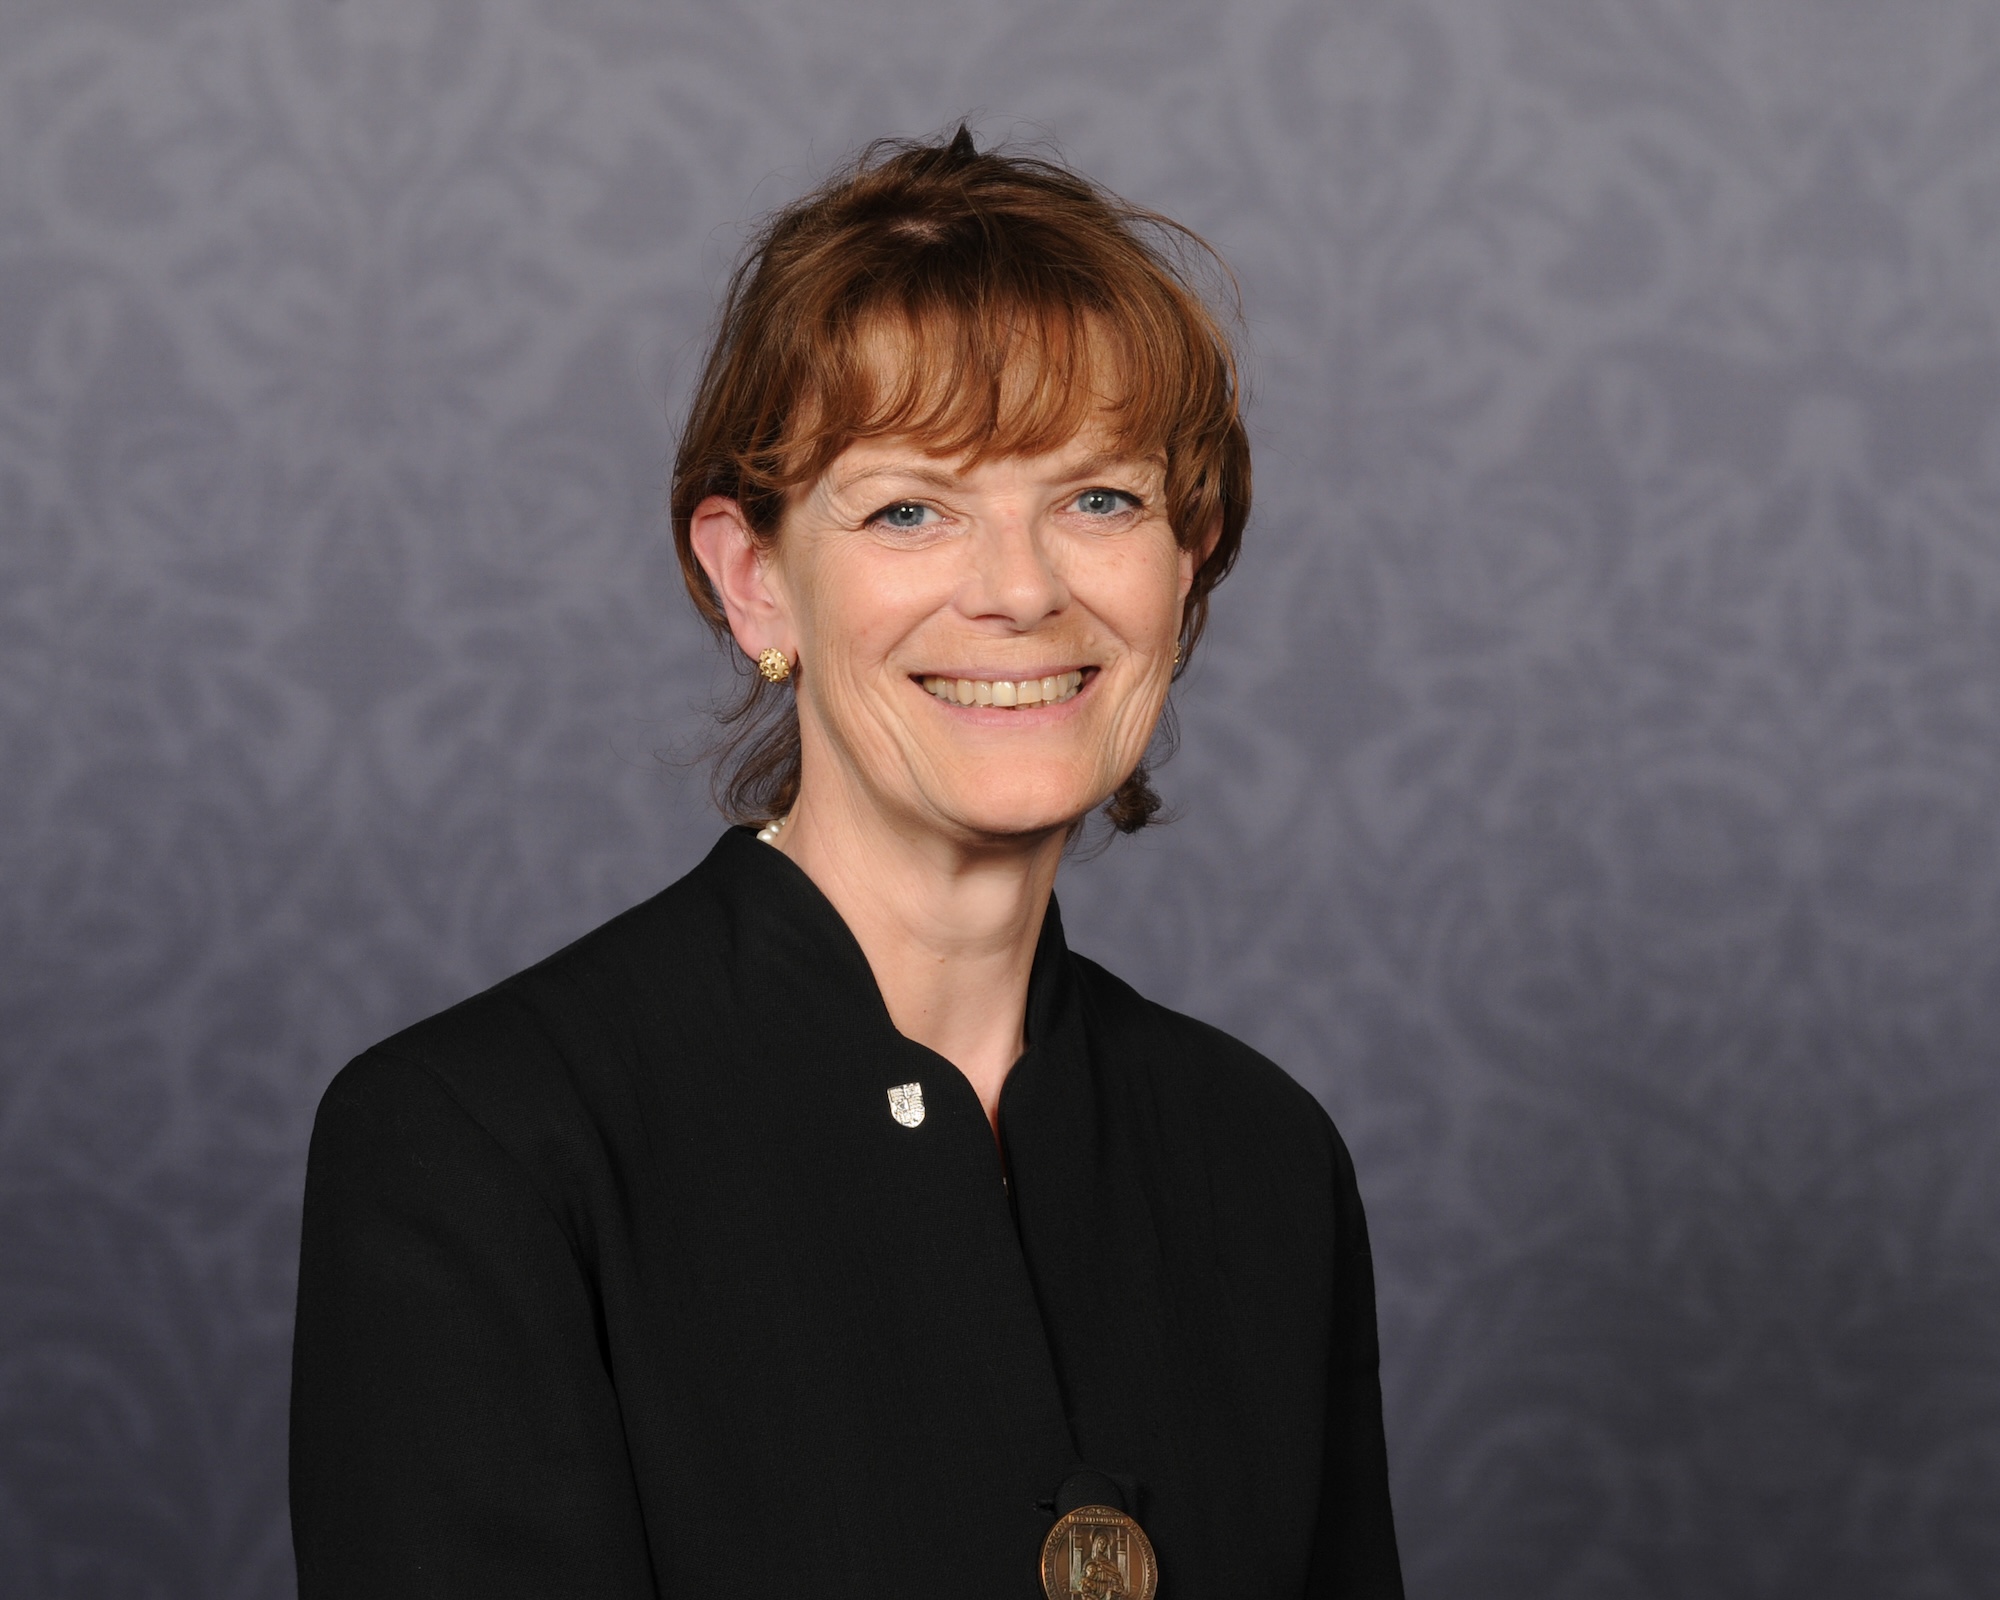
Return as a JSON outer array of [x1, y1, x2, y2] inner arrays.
[[290, 828, 1403, 1598]]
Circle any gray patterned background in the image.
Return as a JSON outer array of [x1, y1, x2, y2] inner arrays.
[[3, 0, 1998, 1595]]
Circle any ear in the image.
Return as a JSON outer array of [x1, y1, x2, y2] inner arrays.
[[689, 495, 790, 662], [1178, 513, 1223, 598]]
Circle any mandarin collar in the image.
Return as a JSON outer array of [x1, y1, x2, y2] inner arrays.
[[702, 826, 1081, 1067]]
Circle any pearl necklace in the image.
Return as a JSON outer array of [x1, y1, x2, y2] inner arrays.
[[756, 814, 788, 845]]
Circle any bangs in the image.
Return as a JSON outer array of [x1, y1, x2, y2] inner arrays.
[[780, 294, 1200, 485]]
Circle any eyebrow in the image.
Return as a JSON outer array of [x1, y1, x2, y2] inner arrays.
[[831, 451, 1166, 497], [833, 464, 960, 494]]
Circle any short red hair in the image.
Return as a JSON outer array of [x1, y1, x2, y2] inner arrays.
[[672, 127, 1251, 830]]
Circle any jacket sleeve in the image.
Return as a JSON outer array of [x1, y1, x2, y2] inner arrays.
[[289, 1050, 655, 1599], [1304, 1129, 1406, 1598]]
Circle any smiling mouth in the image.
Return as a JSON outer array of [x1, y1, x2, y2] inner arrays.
[[918, 669, 1088, 709]]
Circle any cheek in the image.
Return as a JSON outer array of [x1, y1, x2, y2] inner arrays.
[[1079, 535, 1187, 638], [792, 552, 937, 686]]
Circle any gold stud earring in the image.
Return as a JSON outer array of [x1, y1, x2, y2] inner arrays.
[[1172, 642, 1183, 667], [756, 647, 792, 684]]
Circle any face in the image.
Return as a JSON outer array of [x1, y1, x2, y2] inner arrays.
[[760, 426, 1195, 843]]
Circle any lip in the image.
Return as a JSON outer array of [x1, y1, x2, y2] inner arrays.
[[912, 665, 1093, 683]]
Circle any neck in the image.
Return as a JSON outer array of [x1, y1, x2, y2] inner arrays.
[[770, 785, 1065, 1132]]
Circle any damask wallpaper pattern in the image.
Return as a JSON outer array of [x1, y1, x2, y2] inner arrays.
[[2, 1, 1996, 1595]]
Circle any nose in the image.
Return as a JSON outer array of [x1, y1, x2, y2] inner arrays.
[[961, 508, 1069, 629]]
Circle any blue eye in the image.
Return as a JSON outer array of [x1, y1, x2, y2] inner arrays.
[[871, 501, 935, 530], [1073, 489, 1138, 516]]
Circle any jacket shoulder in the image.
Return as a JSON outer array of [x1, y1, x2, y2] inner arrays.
[[1065, 953, 1373, 1274], [1068, 953, 1348, 1164], [313, 864, 731, 1242]]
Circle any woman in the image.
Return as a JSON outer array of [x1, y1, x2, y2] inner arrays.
[[290, 128, 1403, 1599]]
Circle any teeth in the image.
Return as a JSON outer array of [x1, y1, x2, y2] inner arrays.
[[922, 670, 1084, 709]]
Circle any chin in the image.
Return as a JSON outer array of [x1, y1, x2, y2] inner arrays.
[[931, 771, 1113, 840]]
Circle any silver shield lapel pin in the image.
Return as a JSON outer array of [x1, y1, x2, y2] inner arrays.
[[887, 1082, 925, 1128]]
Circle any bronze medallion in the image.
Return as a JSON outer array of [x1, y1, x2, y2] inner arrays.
[[1039, 1504, 1158, 1600]]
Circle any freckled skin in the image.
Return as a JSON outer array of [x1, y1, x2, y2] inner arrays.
[[767, 429, 1192, 846]]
